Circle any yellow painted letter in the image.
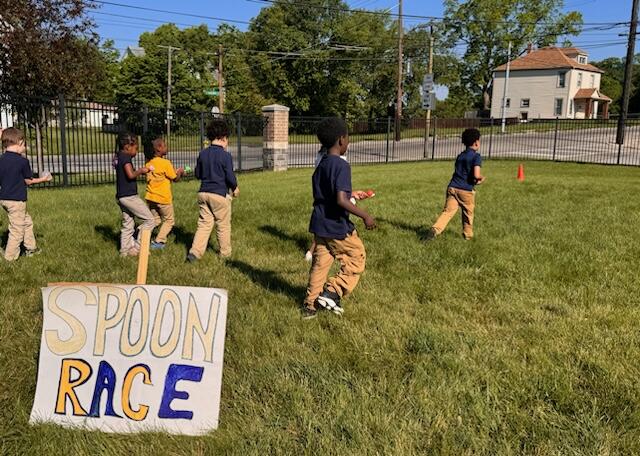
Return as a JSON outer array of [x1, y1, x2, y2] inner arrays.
[[182, 293, 220, 363], [55, 358, 92, 416], [120, 287, 150, 356], [94, 286, 128, 356], [45, 286, 95, 355], [122, 364, 152, 421], [150, 289, 182, 358]]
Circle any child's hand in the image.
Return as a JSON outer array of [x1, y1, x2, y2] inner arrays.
[[364, 215, 376, 230], [43, 172, 53, 182], [176, 167, 185, 176], [139, 167, 150, 175], [232, 187, 240, 198]]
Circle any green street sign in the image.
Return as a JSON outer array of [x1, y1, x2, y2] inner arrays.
[[204, 88, 219, 96]]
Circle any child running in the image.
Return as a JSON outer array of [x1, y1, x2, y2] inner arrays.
[[187, 119, 239, 262], [144, 136, 184, 249], [302, 117, 376, 319], [425, 128, 485, 241], [113, 132, 155, 256], [0, 128, 52, 261]]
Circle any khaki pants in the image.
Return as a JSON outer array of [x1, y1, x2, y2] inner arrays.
[[147, 201, 175, 244], [304, 231, 366, 309], [117, 195, 155, 255], [189, 192, 232, 258], [1, 200, 36, 261], [432, 187, 476, 239]]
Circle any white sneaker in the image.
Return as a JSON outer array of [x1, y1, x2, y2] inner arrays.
[[305, 250, 313, 262]]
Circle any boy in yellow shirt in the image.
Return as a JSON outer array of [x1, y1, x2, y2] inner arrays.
[[145, 137, 184, 249]]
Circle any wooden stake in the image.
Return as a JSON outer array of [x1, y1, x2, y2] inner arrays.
[[136, 230, 152, 285]]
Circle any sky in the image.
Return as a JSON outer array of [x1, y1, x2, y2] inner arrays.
[[89, 0, 634, 62]]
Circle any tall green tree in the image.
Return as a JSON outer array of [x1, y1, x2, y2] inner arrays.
[[443, 0, 583, 110]]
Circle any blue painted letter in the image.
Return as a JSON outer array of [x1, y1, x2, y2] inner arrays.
[[158, 364, 204, 419], [89, 360, 121, 418]]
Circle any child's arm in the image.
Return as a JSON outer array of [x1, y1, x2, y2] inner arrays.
[[337, 191, 376, 229], [473, 166, 485, 185], [225, 153, 239, 197], [124, 163, 149, 180], [25, 175, 53, 185]]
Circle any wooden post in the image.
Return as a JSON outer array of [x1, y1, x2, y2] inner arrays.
[[136, 230, 152, 285]]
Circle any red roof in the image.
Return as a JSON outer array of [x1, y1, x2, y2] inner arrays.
[[574, 88, 612, 101], [495, 47, 604, 73]]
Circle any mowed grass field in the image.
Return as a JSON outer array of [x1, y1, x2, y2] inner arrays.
[[1, 161, 640, 455]]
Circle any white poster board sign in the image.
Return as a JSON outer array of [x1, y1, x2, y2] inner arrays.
[[29, 284, 227, 436]]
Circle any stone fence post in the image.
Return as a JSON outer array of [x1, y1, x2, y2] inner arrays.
[[262, 104, 289, 171]]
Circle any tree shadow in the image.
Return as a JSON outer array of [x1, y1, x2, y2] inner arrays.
[[1, 230, 8, 247], [94, 224, 119, 247], [378, 217, 431, 240], [226, 259, 305, 303], [258, 225, 310, 252]]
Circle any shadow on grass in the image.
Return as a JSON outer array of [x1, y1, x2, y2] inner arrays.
[[226, 259, 305, 303], [1, 230, 7, 247], [94, 225, 119, 248], [172, 226, 194, 253], [259, 225, 309, 252], [378, 217, 431, 240]]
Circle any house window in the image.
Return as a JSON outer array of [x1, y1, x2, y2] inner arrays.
[[578, 55, 587, 64], [558, 71, 567, 88], [577, 73, 583, 88], [520, 98, 530, 108], [505, 98, 511, 108], [591, 74, 596, 87], [555, 98, 564, 116]]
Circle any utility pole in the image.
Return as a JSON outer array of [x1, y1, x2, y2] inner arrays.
[[500, 41, 512, 133], [218, 44, 224, 113], [616, 0, 640, 148], [158, 45, 181, 144], [395, 0, 403, 142], [425, 25, 434, 137]]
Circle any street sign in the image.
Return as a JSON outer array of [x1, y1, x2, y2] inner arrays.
[[422, 73, 434, 92], [204, 88, 219, 96], [422, 92, 436, 110]]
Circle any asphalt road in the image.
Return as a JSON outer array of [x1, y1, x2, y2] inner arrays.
[[29, 126, 640, 178]]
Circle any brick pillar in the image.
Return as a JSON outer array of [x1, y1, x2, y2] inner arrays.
[[262, 104, 289, 171]]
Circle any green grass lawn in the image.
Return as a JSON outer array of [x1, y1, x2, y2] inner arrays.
[[2, 161, 640, 455]]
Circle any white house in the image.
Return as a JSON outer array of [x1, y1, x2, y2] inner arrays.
[[490, 47, 611, 120]]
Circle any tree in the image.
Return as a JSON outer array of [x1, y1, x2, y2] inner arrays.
[[0, 0, 105, 172], [443, 0, 583, 111]]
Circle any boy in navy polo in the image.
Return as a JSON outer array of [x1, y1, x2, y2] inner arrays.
[[0, 127, 52, 261], [187, 119, 239, 262], [302, 117, 376, 319], [426, 128, 485, 240], [114, 132, 155, 257]]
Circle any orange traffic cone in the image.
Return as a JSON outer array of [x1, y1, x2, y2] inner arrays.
[[517, 164, 525, 181]]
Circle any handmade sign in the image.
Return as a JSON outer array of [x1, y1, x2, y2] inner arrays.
[[29, 284, 228, 436]]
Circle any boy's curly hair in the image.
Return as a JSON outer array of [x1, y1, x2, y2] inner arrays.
[[206, 119, 230, 141], [461, 128, 481, 147], [316, 117, 348, 149]]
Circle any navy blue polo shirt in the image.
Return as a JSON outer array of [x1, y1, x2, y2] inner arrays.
[[114, 152, 138, 199], [195, 145, 238, 197], [0, 151, 33, 201], [309, 154, 354, 239], [449, 148, 482, 191]]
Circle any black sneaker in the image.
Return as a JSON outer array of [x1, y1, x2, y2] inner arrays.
[[316, 290, 344, 315], [186, 253, 198, 263], [25, 248, 42, 257], [423, 227, 437, 241], [301, 306, 318, 320]]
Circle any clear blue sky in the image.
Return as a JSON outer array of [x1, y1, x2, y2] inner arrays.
[[90, 0, 633, 61]]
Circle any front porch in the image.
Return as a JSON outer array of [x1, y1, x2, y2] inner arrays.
[[574, 88, 612, 119]]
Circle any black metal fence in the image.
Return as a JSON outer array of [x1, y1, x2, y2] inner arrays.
[[2, 96, 640, 190], [0, 96, 265, 188], [289, 116, 640, 167]]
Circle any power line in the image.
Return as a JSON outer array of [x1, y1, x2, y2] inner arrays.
[[90, 1, 251, 25]]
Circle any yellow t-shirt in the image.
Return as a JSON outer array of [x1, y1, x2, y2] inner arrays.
[[145, 156, 178, 205]]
